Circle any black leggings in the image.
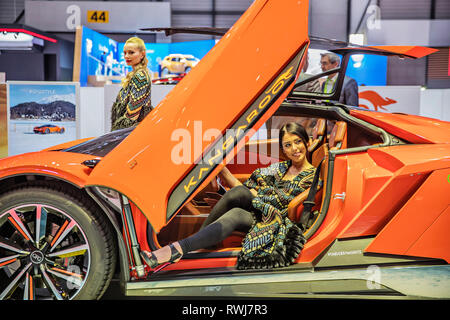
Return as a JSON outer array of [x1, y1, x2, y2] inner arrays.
[[178, 185, 255, 254]]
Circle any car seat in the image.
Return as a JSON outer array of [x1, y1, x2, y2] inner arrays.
[[329, 121, 347, 150], [307, 118, 326, 154], [287, 121, 347, 228]]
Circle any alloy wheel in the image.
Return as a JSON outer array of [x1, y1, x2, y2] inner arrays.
[[0, 204, 90, 300]]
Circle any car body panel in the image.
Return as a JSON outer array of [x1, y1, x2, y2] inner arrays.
[[284, 142, 450, 265], [350, 110, 450, 144], [84, 0, 310, 232], [365, 167, 450, 262], [0, 151, 96, 187], [125, 264, 450, 299], [337, 144, 450, 238], [332, 45, 438, 59], [368, 45, 439, 58], [1, 0, 449, 300], [41, 137, 95, 151]]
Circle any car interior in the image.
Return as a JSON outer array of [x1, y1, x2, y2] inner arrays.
[[153, 106, 385, 256]]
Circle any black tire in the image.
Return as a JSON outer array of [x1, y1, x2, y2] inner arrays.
[[184, 67, 191, 73], [161, 67, 170, 76], [59, 128, 65, 134], [0, 181, 116, 300], [45, 129, 50, 134]]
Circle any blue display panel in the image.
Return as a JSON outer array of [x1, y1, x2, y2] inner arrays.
[[79, 26, 120, 86], [77, 25, 216, 86], [346, 54, 387, 86]]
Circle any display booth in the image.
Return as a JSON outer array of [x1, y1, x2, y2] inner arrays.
[[1, 31, 448, 159], [1, 81, 448, 159], [0, 84, 7, 158], [73, 25, 216, 86]]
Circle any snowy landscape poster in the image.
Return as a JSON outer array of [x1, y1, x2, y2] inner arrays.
[[7, 82, 80, 156]]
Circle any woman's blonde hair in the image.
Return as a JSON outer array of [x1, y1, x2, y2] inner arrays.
[[121, 37, 149, 88]]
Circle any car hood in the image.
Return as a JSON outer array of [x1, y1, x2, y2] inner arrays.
[[85, 0, 310, 232]]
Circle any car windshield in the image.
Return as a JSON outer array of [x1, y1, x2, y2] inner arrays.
[[291, 46, 348, 97], [291, 38, 394, 108], [63, 127, 134, 157]]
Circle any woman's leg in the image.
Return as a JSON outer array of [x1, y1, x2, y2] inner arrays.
[[142, 185, 254, 266], [144, 207, 254, 266], [178, 207, 254, 253], [200, 185, 253, 229]]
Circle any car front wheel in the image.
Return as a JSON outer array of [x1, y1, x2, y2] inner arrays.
[[0, 182, 116, 300], [161, 67, 170, 76]]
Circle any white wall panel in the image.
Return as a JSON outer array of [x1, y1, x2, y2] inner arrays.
[[420, 89, 450, 121], [102, 84, 174, 133], [24, 1, 170, 32], [367, 20, 450, 46], [79, 87, 104, 138]]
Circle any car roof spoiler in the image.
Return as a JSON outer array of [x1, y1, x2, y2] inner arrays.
[[331, 45, 438, 59], [141, 27, 229, 37], [142, 27, 436, 57], [288, 44, 438, 103]]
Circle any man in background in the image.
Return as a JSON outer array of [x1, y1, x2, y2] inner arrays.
[[294, 52, 321, 93], [320, 52, 358, 106]]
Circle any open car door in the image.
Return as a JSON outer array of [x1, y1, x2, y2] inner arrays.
[[85, 0, 310, 232]]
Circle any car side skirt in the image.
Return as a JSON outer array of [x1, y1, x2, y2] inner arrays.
[[125, 264, 450, 299]]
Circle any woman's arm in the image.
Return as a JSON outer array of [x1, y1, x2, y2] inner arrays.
[[219, 166, 258, 197], [126, 70, 152, 121], [218, 166, 241, 188]]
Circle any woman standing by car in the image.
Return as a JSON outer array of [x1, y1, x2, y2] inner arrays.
[[141, 122, 316, 270], [111, 37, 153, 131]]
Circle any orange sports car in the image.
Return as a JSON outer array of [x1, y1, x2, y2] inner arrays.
[[33, 124, 65, 134], [0, 0, 449, 300]]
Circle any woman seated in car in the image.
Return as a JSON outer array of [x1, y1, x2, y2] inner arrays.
[[141, 122, 316, 270]]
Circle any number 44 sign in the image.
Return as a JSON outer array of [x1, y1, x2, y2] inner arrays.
[[87, 11, 109, 23]]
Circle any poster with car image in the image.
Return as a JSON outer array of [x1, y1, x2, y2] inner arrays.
[[7, 82, 80, 156]]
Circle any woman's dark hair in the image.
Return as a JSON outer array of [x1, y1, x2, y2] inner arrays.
[[279, 122, 310, 159]]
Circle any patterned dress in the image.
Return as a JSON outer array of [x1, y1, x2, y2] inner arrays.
[[111, 69, 153, 131], [237, 160, 316, 270]]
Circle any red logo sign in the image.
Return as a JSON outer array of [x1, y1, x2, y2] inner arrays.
[[358, 90, 397, 111]]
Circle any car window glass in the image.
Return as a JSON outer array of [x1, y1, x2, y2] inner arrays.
[[293, 49, 341, 96]]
